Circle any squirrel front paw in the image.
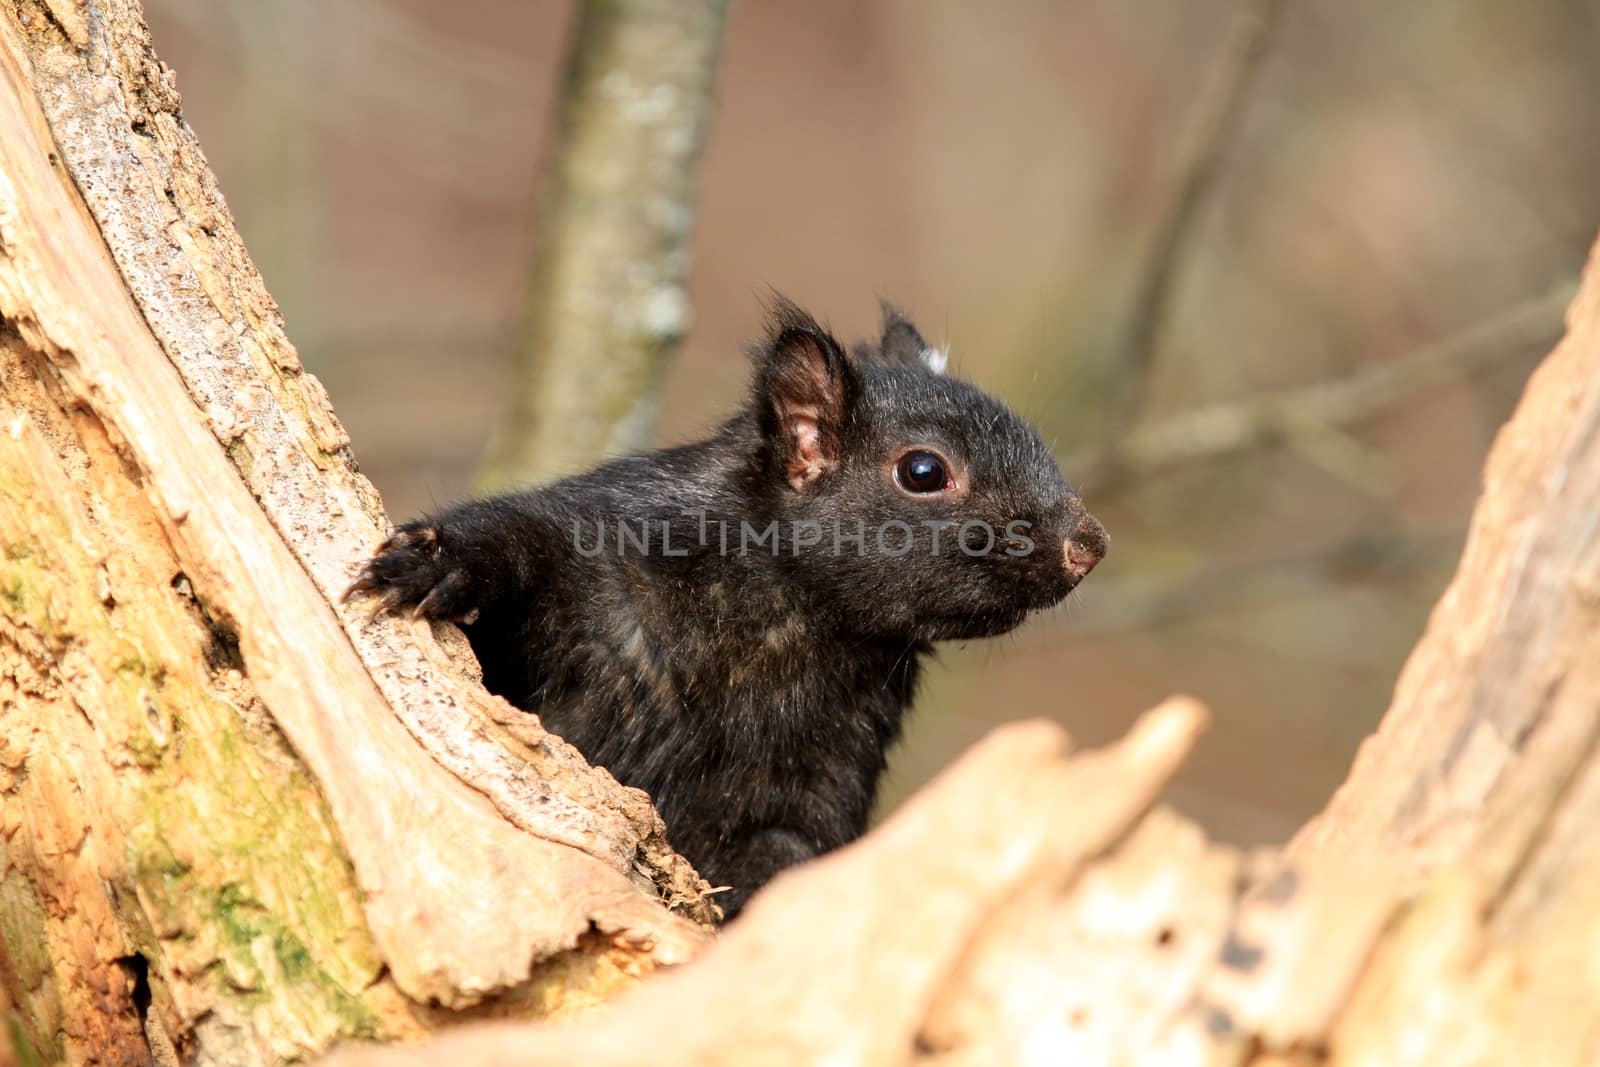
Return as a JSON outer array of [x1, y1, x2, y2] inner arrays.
[[344, 522, 480, 624]]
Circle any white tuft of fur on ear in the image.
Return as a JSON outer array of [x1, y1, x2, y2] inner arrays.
[[919, 345, 949, 375]]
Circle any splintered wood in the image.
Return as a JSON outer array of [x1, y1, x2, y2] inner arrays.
[[1, 1, 714, 1060]]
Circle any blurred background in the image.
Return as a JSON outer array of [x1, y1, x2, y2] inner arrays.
[[143, 0, 1598, 845]]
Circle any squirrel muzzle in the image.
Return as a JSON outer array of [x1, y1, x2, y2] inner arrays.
[[1064, 512, 1108, 581]]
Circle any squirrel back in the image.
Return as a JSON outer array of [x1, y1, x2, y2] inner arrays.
[[350, 298, 1107, 917]]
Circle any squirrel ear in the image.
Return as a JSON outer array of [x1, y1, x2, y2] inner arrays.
[[878, 300, 947, 374], [757, 297, 852, 491]]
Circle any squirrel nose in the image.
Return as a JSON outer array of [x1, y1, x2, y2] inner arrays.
[[1064, 512, 1107, 580]]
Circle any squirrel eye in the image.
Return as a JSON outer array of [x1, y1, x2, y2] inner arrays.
[[894, 450, 952, 494]]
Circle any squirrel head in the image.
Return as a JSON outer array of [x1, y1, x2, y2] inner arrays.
[[748, 297, 1106, 641]]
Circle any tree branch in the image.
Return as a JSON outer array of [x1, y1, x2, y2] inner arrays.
[[1049, 525, 1459, 638], [1106, 0, 1290, 427], [478, 0, 731, 490], [1075, 277, 1575, 495]]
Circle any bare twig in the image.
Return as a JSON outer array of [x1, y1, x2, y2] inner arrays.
[[1049, 525, 1461, 638], [1074, 278, 1575, 496], [1106, 0, 1291, 427], [478, 0, 731, 491]]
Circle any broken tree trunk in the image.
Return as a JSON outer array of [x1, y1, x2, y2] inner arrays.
[[4, 0, 1600, 1065], [0, 3, 715, 1064]]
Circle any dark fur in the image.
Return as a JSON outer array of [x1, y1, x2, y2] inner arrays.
[[350, 299, 1107, 918]]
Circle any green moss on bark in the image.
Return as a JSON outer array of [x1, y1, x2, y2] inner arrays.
[[0, 433, 400, 1059]]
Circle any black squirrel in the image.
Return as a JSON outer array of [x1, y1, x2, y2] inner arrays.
[[348, 298, 1107, 918]]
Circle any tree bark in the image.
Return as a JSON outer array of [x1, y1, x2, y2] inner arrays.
[[4, 0, 1600, 1065], [477, 0, 730, 490], [0, 2, 713, 1063]]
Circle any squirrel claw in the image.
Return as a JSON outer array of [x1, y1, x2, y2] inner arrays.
[[343, 525, 470, 626], [413, 570, 469, 622], [379, 524, 439, 556], [340, 568, 376, 604], [365, 585, 410, 625]]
